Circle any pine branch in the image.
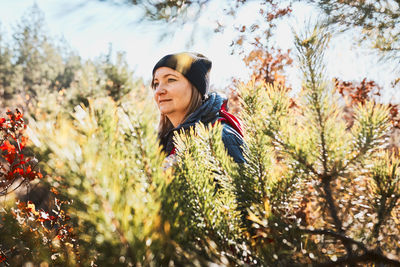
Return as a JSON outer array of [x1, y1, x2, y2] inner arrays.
[[206, 126, 233, 185], [371, 153, 400, 243], [372, 197, 400, 247], [332, 118, 389, 179], [294, 22, 359, 259], [320, 176, 355, 258], [321, 179, 342, 227], [269, 135, 318, 176], [246, 138, 268, 200], [315, 97, 329, 174], [372, 193, 390, 240], [331, 145, 370, 178], [177, 153, 220, 247], [303, 36, 329, 174]]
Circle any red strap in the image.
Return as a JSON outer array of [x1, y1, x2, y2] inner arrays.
[[218, 101, 243, 137]]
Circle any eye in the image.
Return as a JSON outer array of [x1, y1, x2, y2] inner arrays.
[[168, 78, 176, 82], [152, 82, 159, 89]]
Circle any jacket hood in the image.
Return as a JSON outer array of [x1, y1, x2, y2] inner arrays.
[[181, 92, 225, 127]]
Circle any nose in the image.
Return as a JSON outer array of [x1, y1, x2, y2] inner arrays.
[[154, 83, 166, 96]]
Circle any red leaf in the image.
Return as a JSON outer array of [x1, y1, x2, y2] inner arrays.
[[19, 136, 27, 149], [4, 153, 17, 164], [0, 255, 6, 263], [0, 140, 16, 153], [13, 168, 24, 175]]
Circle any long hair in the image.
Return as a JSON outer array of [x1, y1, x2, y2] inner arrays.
[[158, 84, 203, 140]]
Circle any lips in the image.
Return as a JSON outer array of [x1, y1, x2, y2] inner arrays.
[[159, 99, 172, 104]]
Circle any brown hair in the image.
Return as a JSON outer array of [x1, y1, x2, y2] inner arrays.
[[157, 84, 203, 140]]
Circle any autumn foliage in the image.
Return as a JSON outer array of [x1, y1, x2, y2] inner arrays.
[[334, 77, 400, 153], [0, 109, 42, 196], [0, 110, 77, 265]]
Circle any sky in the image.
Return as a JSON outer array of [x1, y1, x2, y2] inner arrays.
[[0, 0, 398, 103]]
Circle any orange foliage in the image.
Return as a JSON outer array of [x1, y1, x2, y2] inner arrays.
[[1, 109, 43, 196], [228, 1, 293, 114], [334, 78, 400, 130]]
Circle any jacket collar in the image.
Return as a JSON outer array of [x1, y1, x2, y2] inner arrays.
[[163, 92, 226, 138]]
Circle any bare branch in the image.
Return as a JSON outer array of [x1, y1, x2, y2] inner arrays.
[[301, 227, 400, 266], [300, 227, 367, 252], [315, 250, 400, 267]]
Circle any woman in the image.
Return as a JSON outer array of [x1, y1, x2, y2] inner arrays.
[[152, 52, 245, 163]]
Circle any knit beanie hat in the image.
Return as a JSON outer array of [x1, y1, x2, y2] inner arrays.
[[152, 52, 212, 97]]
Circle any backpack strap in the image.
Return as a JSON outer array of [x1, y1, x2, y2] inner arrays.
[[170, 146, 177, 155], [217, 100, 243, 137]]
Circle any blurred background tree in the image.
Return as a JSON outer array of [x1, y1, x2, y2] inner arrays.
[[86, 0, 399, 55], [71, 0, 398, 105], [304, 0, 400, 62]]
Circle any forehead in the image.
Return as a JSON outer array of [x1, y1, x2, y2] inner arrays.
[[153, 67, 181, 80]]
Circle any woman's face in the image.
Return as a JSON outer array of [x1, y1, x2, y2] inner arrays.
[[153, 67, 193, 125]]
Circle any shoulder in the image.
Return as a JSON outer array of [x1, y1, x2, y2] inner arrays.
[[220, 123, 245, 163], [221, 123, 243, 145]]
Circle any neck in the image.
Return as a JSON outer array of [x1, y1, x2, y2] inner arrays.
[[167, 112, 186, 128]]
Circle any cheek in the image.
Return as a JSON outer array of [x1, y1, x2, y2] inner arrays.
[[181, 84, 192, 105], [183, 91, 192, 107]]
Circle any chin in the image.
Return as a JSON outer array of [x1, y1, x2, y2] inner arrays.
[[159, 108, 173, 115]]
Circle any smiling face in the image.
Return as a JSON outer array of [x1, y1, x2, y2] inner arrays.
[[152, 67, 193, 127]]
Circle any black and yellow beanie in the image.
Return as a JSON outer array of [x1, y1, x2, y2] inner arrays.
[[152, 52, 212, 97]]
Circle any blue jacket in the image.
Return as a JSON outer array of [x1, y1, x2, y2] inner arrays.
[[160, 92, 245, 163]]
